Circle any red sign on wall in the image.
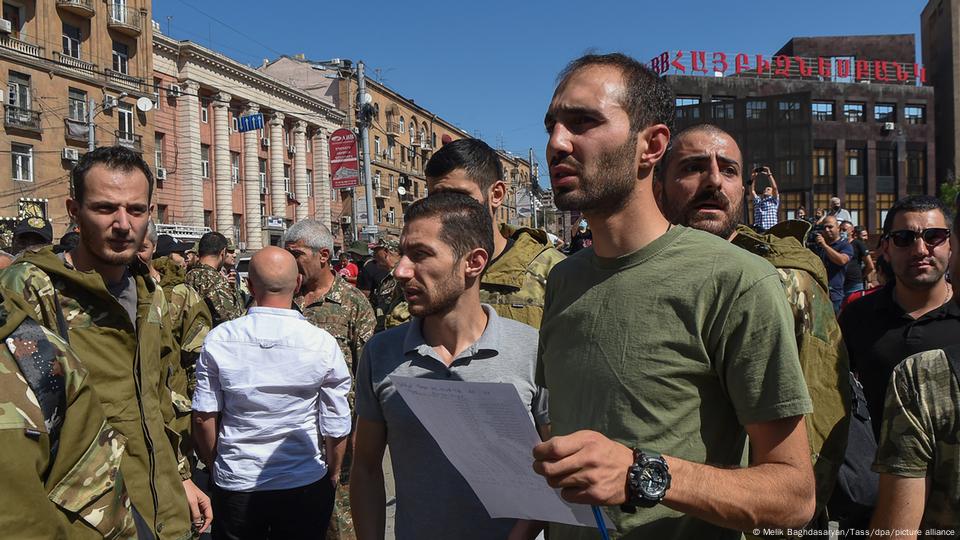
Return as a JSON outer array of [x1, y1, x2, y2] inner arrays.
[[649, 50, 927, 85], [329, 128, 360, 189]]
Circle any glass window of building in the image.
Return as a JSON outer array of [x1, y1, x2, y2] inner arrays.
[[111, 41, 128, 74], [258, 159, 267, 190], [778, 101, 801, 121], [877, 147, 896, 177], [843, 102, 865, 123], [675, 96, 700, 121], [811, 102, 834, 121], [117, 103, 133, 139], [201, 145, 210, 179], [845, 148, 863, 177], [155, 133, 164, 169], [200, 99, 209, 123], [7, 71, 31, 110], [812, 148, 834, 185], [231, 152, 241, 182], [845, 193, 865, 226], [68, 88, 87, 121], [306, 170, 313, 198], [907, 149, 925, 194], [746, 101, 766, 120], [62, 23, 81, 59], [283, 164, 291, 194], [904, 105, 925, 125], [11, 143, 32, 182], [877, 194, 896, 232], [874, 103, 896, 123]]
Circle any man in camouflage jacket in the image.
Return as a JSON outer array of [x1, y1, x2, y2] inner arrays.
[[154, 255, 212, 396], [184, 232, 244, 328], [656, 124, 850, 530], [0, 287, 140, 539], [284, 219, 375, 540]]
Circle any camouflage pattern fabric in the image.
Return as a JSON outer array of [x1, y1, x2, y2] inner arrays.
[[156, 257, 212, 396], [184, 263, 244, 328], [372, 271, 405, 332], [296, 274, 374, 540], [0, 247, 193, 539], [0, 291, 138, 539], [732, 224, 850, 532], [385, 225, 565, 330], [873, 348, 960, 530]]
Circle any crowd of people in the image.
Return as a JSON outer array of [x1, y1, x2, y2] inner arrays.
[[1, 50, 957, 540]]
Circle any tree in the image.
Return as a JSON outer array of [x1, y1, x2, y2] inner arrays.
[[940, 169, 959, 210]]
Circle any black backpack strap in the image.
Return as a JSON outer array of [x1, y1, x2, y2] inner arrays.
[[943, 344, 960, 387], [51, 287, 70, 344], [6, 317, 66, 462]]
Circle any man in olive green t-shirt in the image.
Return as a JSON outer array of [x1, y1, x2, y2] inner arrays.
[[526, 53, 815, 540]]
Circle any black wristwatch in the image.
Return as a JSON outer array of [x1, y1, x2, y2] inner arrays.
[[621, 448, 671, 512]]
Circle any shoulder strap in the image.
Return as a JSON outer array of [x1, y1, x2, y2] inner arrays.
[[7, 317, 66, 463], [51, 288, 70, 344], [943, 344, 960, 387]]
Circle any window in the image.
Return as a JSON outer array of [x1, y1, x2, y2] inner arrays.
[[907, 149, 925, 194], [152, 78, 161, 109], [843, 102, 865, 123], [111, 41, 128, 74], [7, 71, 30, 110], [876, 193, 896, 233], [231, 152, 240, 183], [877, 147, 896, 177], [258, 159, 267, 191], [811, 102, 834, 121], [675, 96, 700, 121], [399, 117, 404, 133], [812, 148, 834, 185], [845, 193, 865, 226], [904, 105, 925, 125], [155, 133, 164, 169], [232, 112, 239, 132], [432, 132, 437, 148], [745, 101, 766, 120], [306, 170, 313, 198], [201, 145, 210, 179], [374, 136, 381, 155], [68, 88, 87, 121], [118, 103, 133, 139], [111, 0, 128, 22], [388, 174, 394, 192], [778, 101, 801, 121], [710, 97, 734, 120], [874, 103, 895, 123], [62, 23, 81, 59], [845, 148, 863, 177], [200, 100, 209, 123], [203, 211, 212, 228], [306, 137, 312, 153], [11, 143, 32, 182], [283, 164, 291, 194], [388, 206, 396, 224], [387, 141, 395, 159], [156, 204, 168, 223]]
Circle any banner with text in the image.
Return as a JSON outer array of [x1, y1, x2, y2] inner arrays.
[[329, 128, 360, 189]]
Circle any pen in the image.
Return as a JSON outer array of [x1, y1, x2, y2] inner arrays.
[[591, 505, 610, 540]]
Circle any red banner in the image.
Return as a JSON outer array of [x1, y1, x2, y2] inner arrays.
[[649, 50, 926, 85], [329, 128, 360, 189]]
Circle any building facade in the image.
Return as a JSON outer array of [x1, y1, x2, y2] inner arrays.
[[666, 35, 935, 233], [922, 0, 960, 184], [0, 0, 153, 244], [152, 35, 344, 248]]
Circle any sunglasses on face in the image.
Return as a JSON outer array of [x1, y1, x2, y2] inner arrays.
[[885, 228, 951, 248]]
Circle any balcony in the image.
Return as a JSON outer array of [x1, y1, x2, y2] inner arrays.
[[385, 122, 400, 136], [4, 106, 41, 132], [54, 51, 96, 73], [115, 130, 142, 152], [107, 5, 142, 36], [104, 69, 142, 91], [56, 0, 95, 17], [0, 33, 42, 57]]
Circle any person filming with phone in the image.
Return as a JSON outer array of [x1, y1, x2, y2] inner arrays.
[[751, 166, 780, 232]]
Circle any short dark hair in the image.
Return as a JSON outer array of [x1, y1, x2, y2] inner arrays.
[[198, 231, 228, 257], [881, 195, 953, 236], [557, 52, 675, 134], [402, 191, 493, 261], [71, 145, 154, 204], [658, 123, 734, 180], [424, 138, 504, 195]]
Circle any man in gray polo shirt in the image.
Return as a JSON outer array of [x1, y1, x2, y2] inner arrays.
[[351, 192, 548, 540]]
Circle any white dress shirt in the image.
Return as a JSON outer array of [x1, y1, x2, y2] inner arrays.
[[193, 306, 352, 492]]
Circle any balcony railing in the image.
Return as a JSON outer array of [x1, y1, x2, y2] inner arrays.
[[105, 69, 141, 91], [4, 106, 41, 131], [56, 0, 95, 17], [0, 33, 42, 57], [385, 122, 401, 136], [107, 5, 142, 36], [54, 51, 97, 72], [115, 130, 142, 152]]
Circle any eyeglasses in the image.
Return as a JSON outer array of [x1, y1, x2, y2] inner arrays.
[[885, 228, 951, 248]]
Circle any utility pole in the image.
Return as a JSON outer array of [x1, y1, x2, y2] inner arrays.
[[87, 98, 95, 152], [356, 61, 376, 241], [529, 148, 538, 229]]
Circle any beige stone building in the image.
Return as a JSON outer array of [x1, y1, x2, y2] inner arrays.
[[260, 55, 536, 242], [0, 0, 153, 244], [152, 35, 344, 248]]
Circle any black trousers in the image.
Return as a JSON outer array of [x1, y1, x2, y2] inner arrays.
[[211, 474, 335, 540]]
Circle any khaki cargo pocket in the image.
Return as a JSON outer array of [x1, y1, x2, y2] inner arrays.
[[48, 420, 137, 539]]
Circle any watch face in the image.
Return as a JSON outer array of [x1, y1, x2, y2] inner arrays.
[[639, 461, 668, 498]]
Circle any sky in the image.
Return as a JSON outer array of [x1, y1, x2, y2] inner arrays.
[[153, 0, 928, 187]]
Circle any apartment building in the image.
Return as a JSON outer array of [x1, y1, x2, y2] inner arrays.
[[0, 0, 153, 244]]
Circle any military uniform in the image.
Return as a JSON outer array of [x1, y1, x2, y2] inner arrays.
[[732, 223, 850, 531], [0, 289, 139, 539], [874, 346, 960, 531], [295, 274, 375, 540], [184, 263, 244, 328], [386, 224, 565, 329], [0, 247, 193, 540], [156, 257, 212, 396]]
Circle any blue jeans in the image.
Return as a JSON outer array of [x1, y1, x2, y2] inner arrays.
[[844, 282, 865, 295]]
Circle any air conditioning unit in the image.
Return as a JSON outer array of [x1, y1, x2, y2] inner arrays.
[[103, 95, 117, 109], [0, 19, 12, 34], [883, 122, 896, 131], [168, 84, 182, 97], [259, 186, 267, 194], [62, 148, 80, 161], [156, 167, 167, 180], [261, 137, 270, 148], [340, 215, 351, 225]]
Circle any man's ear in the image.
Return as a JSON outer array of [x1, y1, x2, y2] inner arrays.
[[318, 248, 331, 265], [66, 198, 79, 224], [488, 181, 507, 213], [639, 124, 671, 174], [464, 247, 489, 279]]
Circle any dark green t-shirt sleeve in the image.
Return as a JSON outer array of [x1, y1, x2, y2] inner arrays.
[[717, 272, 812, 426]]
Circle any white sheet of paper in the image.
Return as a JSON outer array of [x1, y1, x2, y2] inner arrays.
[[389, 375, 613, 529]]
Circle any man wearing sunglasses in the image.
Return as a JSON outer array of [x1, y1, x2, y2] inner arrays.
[[838, 195, 958, 441]]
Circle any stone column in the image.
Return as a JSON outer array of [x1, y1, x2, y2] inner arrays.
[[213, 92, 233, 240], [243, 103, 263, 250], [293, 120, 309, 222], [269, 113, 286, 216], [314, 128, 332, 227], [177, 80, 203, 226]]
